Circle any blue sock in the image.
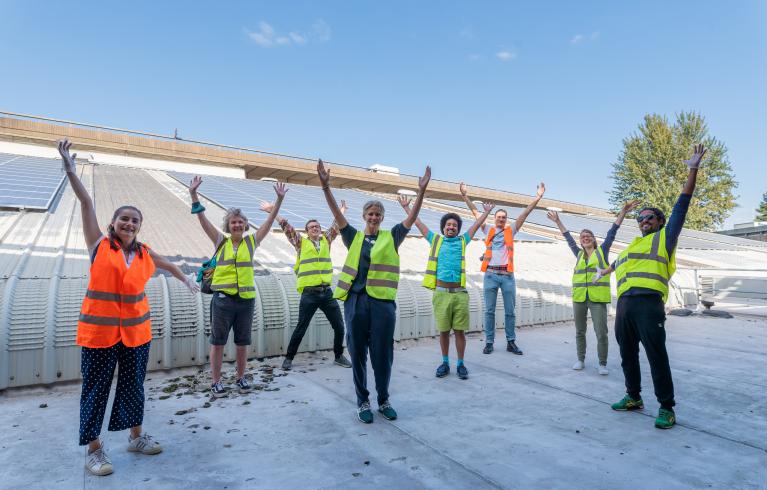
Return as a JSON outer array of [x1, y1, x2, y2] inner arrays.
[[442, 355, 449, 364], [457, 359, 464, 366]]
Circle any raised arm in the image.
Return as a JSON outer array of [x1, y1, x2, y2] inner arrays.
[[547, 210, 581, 258], [682, 144, 706, 196], [515, 182, 545, 232], [148, 248, 200, 293], [397, 195, 430, 236], [546, 210, 568, 234], [255, 182, 288, 244], [317, 159, 349, 229], [614, 199, 641, 226], [402, 166, 431, 229], [459, 182, 482, 219], [326, 200, 347, 243], [189, 176, 224, 246], [467, 202, 495, 238], [58, 140, 102, 247]]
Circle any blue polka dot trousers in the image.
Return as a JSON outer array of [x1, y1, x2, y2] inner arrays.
[[79, 341, 151, 446]]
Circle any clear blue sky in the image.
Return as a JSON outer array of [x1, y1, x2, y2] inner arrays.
[[1, 1, 765, 228]]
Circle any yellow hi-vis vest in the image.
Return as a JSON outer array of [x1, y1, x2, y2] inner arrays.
[[615, 228, 676, 303], [333, 230, 400, 301], [422, 235, 466, 289], [572, 246, 610, 303], [211, 235, 257, 299], [294, 236, 333, 293]]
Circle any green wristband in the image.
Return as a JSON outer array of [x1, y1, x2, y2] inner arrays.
[[191, 202, 206, 214]]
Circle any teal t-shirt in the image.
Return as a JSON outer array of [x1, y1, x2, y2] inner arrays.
[[426, 231, 471, 283]]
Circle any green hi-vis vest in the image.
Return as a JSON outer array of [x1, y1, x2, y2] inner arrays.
[[211, 235, 257, 299], [615, 228, 676, 303], [333, 230, 400, 301], [294, 236, 333, 293], [422, 235, 466, 289], [572, 246, 611, 303]]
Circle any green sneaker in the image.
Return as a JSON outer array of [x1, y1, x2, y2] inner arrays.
[[378, 401, 397, 421], [655, 408, 676, 429], [611, 394, 644, 411], [357, 402, 373, 424]]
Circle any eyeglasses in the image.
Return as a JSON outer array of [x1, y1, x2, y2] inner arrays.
[[636, 213, 656, 223]]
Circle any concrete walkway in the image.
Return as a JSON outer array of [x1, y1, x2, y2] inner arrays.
[[1, 314, 765, 489]]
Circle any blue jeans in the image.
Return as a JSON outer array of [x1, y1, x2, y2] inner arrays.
[[483, 272, 516, 343]]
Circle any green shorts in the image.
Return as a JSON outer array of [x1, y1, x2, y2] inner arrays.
[[433, 290, 470, 332]]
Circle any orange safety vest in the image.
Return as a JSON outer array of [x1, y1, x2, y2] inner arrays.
[[77, 237, 156, 348], [480, 226, 514, 273]]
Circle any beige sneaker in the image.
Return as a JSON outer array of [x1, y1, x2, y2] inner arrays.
[[86, 444, 114, 476], [127, 433, 163, 455], [572, 360, 585, 370]]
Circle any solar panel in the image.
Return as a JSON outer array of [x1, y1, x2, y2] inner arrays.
[[0, 153, 66, 210]]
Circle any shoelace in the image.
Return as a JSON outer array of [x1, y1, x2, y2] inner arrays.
[[212, 382, 224, 391], [91, 448, 110, 466], [358, 402, 371, 413], [379, 402, 391, 411]]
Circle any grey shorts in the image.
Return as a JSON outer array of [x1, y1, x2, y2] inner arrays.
[[210, 292, 255, 346]]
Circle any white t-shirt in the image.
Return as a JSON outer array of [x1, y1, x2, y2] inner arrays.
[[88, 235, 136, 267]]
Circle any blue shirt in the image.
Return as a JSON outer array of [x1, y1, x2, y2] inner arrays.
[[426, 231, 471, 283]]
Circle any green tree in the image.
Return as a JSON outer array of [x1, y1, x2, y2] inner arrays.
[[609, 112, 737, 231], [756, 193, 767, 222]]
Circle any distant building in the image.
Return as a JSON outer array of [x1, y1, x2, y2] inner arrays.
[[717, 222, 767, 242]]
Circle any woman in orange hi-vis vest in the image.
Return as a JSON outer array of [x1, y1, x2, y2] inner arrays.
[[58, 140, 200, 477]]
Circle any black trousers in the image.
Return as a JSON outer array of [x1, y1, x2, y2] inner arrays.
[[286, 288, 345, 359], [615, 294, 675, 409]]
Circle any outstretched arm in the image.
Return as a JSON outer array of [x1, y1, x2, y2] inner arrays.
[[189, 176, 224, 246], [614, 200, 641, 226], [317, 159, 349, 229], [547, 210, 581, 258], [255, 182, 288, 244], [546, 210, 568, 235], [402, 166, 431, 229], [398, 195, 430, 236], [148, 248, 200, 293], [58, 140, 102, 247], [515, 182, 545, 232], [459, 182, 483, 218], [326, 200, 347, 243], [682, 144, 706, 196], [467, 202, 495, 239]]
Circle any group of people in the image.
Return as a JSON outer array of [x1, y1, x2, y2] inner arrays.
[[58, 137, 707, 477]]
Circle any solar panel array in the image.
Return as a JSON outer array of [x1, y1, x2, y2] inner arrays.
[[430, 198, 766, 250], [0, 153, 66, 210], [169, 172, 553, 242]]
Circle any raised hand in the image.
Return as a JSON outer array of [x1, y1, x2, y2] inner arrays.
[[259, 201, 275, 213], [189, 175, 203, 195], [684, 144, 707, 170], [397, 195, 411, 209], [317, 159, 330, 187], [546, 210, 560, 222], [418, 166, 432, 192], [459, 182, 468, 197], [482, 202, 495, 213], [57, 139, 77, 174], [339, 199, 348, 215], [622, 199, 641, 213], [274, 182, 288, 198], [536, 182, 546, 198]]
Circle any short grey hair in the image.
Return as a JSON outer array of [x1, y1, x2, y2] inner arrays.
[[222, 207, 250, 233], [362, 200, 385, 216]]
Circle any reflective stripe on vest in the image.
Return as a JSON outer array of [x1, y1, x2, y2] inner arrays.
[[615, 228, 676, 302], [572, 246, 611, 303], [77, 238, 155, 348], [422, 234, 466, 289], [211, 235, 257, 299], [480, 226, 514, 273], [333, 230, 400, 301], [294, 236, 333, 293]]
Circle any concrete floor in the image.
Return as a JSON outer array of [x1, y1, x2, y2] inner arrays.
[[1, 314, 766, 490]]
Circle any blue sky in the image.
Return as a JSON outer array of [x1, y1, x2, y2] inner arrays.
[[1, 1, 765, 228]]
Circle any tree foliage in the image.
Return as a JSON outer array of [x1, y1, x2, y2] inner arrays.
[[756, 193, 767, 222], [609, 112, 737, 231]]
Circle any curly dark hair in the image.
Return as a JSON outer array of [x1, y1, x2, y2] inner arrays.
[[440, 213, 463, 235]]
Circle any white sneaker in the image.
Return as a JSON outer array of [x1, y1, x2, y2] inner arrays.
[[572, 360, 585, 370], [598, 365, 609, 376], [127, 433, 163, 455], [86, 444, 114, 476]]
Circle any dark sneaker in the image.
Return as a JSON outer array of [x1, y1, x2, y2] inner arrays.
[[236, 377, 252, 393], [507, 340, 523, 355], [281, 358, 292, 370], [334, 355, 352, 368], [357, 402, 374, 424], [482, 343, 493, 354], [655, 408, 676, 429], [210, 381, 227, 398], [436, 362, 450, 378], [611, 394, 644, 411], [378, 401, 397, 421], [457, 364, 469, 380]]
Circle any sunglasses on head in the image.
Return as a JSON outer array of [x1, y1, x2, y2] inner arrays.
[[636, 213, 656, 223]]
